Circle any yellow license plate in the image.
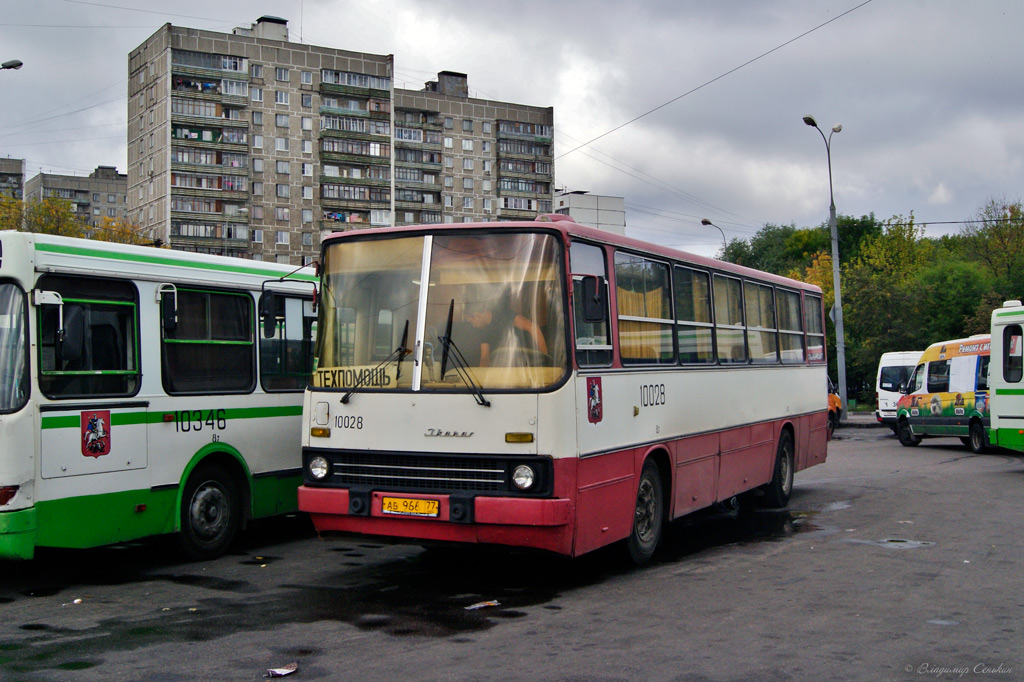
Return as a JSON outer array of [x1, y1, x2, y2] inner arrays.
[[381, 496, 440, 517]]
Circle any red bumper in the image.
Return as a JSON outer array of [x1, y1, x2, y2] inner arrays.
[[298, 486, 575, 555]]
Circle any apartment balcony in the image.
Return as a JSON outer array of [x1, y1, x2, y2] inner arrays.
[[319, 82, 390, 99], [318, 175, 391, 188], [319, 150, 392, 168]]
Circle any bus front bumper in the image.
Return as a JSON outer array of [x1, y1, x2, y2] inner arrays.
[[298, 486, 574, 555], [0, 507, 36, 560]]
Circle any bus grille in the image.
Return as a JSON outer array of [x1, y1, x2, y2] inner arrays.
[[331, 452, 507, 493]]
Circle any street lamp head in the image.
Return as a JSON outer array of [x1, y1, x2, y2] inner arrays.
[[802, 115, 818, 128], [831, 123, 843, 134], [2, 59, 23, 71], [700, 218, 711, 226]]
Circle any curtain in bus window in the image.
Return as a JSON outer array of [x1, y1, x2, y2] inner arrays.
[[424, 233, 567, 389], [0, 283, 28, 412], [777, 289, 804, 363], [163, 289, 255, 394], [744, 282, 778, 363], [804, 294, 825, 363], [713, 274, 746, 363], [615, 253, 673, 365], [674, 266, 713, 363]]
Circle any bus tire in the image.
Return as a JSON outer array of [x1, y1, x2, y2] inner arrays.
[[969, 421, 989, 454], [762, 430, 794, 508], [177, 462, 240, 561], [897, 419, 921, 447], [626, 459, 663, 564]]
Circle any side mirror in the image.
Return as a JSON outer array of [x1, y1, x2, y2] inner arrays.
[[261, 292, 278, 339], [59, 304, 84, 363], [580, 275, 607, 323], [898, 381, 908, 395]]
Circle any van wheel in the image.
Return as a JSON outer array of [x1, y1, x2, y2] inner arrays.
[[969, 421, 989, 454], [897, 419, 921, 447], [177, 462, 240, 561], [762, 431, 794, 508], [626, 460, 663, 564]]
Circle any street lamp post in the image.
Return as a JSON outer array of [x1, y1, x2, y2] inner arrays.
[[701, 218, 727, 253], [803, 114, 847, 420]]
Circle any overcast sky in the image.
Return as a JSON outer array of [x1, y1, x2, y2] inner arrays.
[[1, 0, 1022, 256]]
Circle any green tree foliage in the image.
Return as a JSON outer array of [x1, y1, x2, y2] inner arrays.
[[23, 197, 87, 237]]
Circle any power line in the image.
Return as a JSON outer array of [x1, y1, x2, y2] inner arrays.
[[555, 0, 875, 161], [59, 0, 238, 23]]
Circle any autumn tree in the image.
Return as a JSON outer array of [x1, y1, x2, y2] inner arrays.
[[22, 197, 87, 237], [0, 195, 23, 231], [91, 216, 162, 246]]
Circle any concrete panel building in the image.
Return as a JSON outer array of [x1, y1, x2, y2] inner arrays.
[[24, 166, 128, 228], [128, 17, 554, 264], [554, 190, 626, 235], [0, 158, 25, 200]]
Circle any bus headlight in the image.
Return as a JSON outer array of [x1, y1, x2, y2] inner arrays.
[[309, 456, 330, 480], [512, 464, 535, 490]]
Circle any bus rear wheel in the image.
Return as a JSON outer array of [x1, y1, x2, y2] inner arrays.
[[762, 431, 794, 508], [897, 420, 921, 447], [177, 462, 240, 561], [626, 460, 663, 564]]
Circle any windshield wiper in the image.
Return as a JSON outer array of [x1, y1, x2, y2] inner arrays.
[[438, 299, 490, 407], [341, 319, 410, 404]]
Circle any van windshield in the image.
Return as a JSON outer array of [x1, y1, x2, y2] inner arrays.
[[879, 365, 913, 391]]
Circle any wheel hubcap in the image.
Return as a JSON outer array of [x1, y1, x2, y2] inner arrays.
[[190, 482, 229, 542]]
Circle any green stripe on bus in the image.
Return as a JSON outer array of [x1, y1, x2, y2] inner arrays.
[[41, 404, 302, 429], [996, 389, 1024, 396], [995, 310, 1024, 318], [36, 241, 318, 283]]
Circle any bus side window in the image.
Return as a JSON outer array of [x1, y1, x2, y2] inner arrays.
[[978, 354, 990, 391], [570, 241, 612, 367], [908, 364, 926, 393], [259, 293, 317, 392], [927, 360, 950, 393], [1005, 325, 1023, 383]]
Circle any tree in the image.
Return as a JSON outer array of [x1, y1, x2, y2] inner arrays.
[[91, 216, 162, 246], [0, 195, 23, 231], [23, 197, 87, 237]]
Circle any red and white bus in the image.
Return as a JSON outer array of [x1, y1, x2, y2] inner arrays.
[[298, 216, 828, 562]]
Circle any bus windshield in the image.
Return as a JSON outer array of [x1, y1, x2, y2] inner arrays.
[[314, 231, 567, 392], [0, 282, 28, 413]]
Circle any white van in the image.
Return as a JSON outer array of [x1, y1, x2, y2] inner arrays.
[[876, 350, 922, 432]]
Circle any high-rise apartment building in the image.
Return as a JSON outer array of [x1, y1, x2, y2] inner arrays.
[[0, 158, 25, 200], [128, 17, 554, 264], [554, 190, 626, 235], [24, 165, 128, 228]]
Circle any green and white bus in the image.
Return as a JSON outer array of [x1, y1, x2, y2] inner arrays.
[[0, 231, 317, 560]]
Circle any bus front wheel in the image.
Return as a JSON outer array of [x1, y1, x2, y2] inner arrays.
[[177, 462, 241, 561], [762, 431, 794, 508], [626, 459, 663, 564]]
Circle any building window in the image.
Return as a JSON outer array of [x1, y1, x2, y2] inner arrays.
[[302, 186, 313, 200], [276, 230, 289, 245], [462, 119, 473, 132], [443, 137, 453, 149], [253, 158, 264, 172], [252, 229, 263, 243], [301, 71, 313, 85], [252, 206, 264, 220], [302, 209, 313, 224], [482, 121, 492, 134], [462, 197, 473, 209], [482, 141, 491, 152], [301, 93, 312, 108], [275, 137, 289, 152], [252, 111, 263, 126], [301, 116, 312, 131], [253, 182, 264, 196], [276, 184, 289, 198], [275, 91, 289, 105], [275, 207, 289, 221], [302, 232, 313, 246], [463, 158, 474, 171], [253, 135, 263, 149], [276, 114, 289, 127], [108, 194, 116, 203], [443, 157, 454, 168], [444, 196, 453, 208], [482, 179, 491, 192], [301, 163, 313, 176], [463, 178, 473, 190], [443, 117, 453, 129], [251, 64, 263, 78], [444, 176, 453, 188], [276, 161, 290, 174], [302, 139, 312, 154], [275, 67, 289, 82], [251, 87, 263, 102]]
